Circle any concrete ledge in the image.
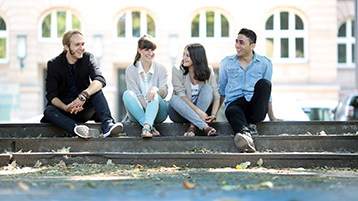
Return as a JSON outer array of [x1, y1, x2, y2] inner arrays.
[[1, 135, 357, 153], [11, 152, 358, 168], [0, 154, 11, 167], [1, 121, 358, 138]]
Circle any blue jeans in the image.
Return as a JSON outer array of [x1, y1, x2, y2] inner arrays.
[[122, 90, 168, 128], [42, 90, 115, 135], [168, 84, 213, 130]]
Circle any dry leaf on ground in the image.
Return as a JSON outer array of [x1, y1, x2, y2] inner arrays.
[[183, 179, 195, 189]]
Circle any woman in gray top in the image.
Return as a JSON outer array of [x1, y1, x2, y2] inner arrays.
[[168, 43, 220, 136], [122, 35, 168, 137]]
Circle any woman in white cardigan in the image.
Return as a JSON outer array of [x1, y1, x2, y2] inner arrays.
[[169, 43, 220, 136], [123, 35, 168, 137]]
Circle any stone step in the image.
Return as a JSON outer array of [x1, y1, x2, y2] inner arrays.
[[1, 135, 357, 153], [2, 152, 358, 168], [1, 121, 358, 138]]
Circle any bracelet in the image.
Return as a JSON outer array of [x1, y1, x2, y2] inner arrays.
[[81, 90, 90, 99], [78, 94, 86, 101]]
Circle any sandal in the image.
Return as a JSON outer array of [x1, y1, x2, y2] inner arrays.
[[204, 126, 218, 136], [151, 127, 161, 137], [184, 125, 197, 137], [141, 127, 153, 138]]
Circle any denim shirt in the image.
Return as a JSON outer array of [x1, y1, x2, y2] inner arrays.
[[219, 51, 273, 108]]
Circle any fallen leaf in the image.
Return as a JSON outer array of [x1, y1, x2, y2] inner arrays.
[[58, 160, 66, 168], [87, 181, 96, 188], [221, 185, 240, 191], [236, 165, 242, 169], [18, 182, 30, 191], [106, 159, 113, 166], [34, 160, 42, 168], [66, 184, 76, 189], [317, 130, 327, 136], [183, 179, 195, 189], [239, 161, 251, 169], [10, 160, 17, 168], [222, 181, 227, 185], [257, 158, 263, 167], [260, 181, 274, 188]]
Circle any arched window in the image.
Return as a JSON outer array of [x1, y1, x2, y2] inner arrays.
[[337, 19, 355, 68], [116, 10, 156, 38], [191, 10, 229, 39], [264, 10, 307, 62], [40, 10, 81, 41], [0, 16, 8, 63]]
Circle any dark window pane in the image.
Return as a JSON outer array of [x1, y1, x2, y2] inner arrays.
[[191, 14, 199, 37], [352, 44, 355, 63], [295, 14, 303, 30], [0, 17, 6, 30], [0, 38, 6, 59], [338, 44, 347, 63], [352, 20, 355, 37], [147, 14, 155, 37], [132, 11, 140, 38], [280, 12, 289, 30], [117, 68, 127, 121], [57, 11, 66, 38], [281, 38, 289, 58], [206, 11, 214, 37], [265, 15, 274, 30], [117, 14, 126, 38], [221, 14, 229, 37], [42, 14, 51, 38], [338, 23, 346, 37], [296, 38, 304, 58], [72, 14, 81, 30], [266, 38, 274, 58]]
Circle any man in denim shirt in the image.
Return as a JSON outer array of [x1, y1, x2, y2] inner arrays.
[[219, 28, 280, 152]]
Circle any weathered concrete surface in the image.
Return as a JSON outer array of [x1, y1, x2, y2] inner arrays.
[[1, 135, 357, 153], [9, 152, 358, 168], [1, 121, 358, 138]]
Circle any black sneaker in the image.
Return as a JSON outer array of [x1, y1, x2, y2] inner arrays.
[[234, 128, 256, 153], [103, 122, 123, 138], [74, 125, 100, 139]]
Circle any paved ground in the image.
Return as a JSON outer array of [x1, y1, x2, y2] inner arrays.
[[1, 162, 358, 201]]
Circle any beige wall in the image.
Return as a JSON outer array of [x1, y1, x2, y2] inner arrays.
[[0, 0, 346, 121]]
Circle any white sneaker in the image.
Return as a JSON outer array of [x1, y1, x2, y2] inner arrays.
[[103, 122, 123, 138], [74, 125, 100, 139]]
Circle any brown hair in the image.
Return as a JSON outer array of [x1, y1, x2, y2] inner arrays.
[[62, 29, 83, 53], [133, 35, 157, 67]]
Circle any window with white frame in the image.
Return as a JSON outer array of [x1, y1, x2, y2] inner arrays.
[[337, 19, 355, 68], [0, 16, 8, 63], [264, 10, 307, 62], [40, 10, 81, 41], [191, 10, 229, 38], [116, 10, 156, 38]]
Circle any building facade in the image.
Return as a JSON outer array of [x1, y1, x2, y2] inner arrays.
[[0, 0, 354, 121]]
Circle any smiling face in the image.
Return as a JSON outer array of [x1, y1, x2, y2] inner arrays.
[[138, 47, 155, 64], [65, 33, 85, 64], [235, 34, 255, 58], [182, 48, 193, 68]]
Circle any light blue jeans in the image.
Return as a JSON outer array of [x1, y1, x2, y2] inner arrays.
[[122, 90, 168, 128], [168, 84, 213, 130]]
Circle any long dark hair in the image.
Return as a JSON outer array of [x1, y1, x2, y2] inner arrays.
[[133, 35, 157, 67], [180, 43, 210, 82]]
